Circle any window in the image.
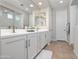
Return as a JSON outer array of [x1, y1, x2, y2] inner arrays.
[[15, 15, 21, 21], [7, 13, 13, 19], [0, 6, 22, 28]]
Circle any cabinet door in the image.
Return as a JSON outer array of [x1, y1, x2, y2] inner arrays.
[[39, 32, 46, 49], [1, 36, 26, 59], [46, 31, 51, 43], [37, 33, 41, 53], [28, 34, 38, 59]]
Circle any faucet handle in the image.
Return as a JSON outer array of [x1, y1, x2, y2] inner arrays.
[[13, 26, 15, 33]]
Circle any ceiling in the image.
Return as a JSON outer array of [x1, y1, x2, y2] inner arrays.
[[0, 0, 71, 13], [71, 0, 78, 5], [49, 0, 71, 8]]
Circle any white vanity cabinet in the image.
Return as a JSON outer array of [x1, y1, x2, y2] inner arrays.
[[46, 31, 52, 43], [37, 31, 51, 52], [45, 31, 50, 43], [27, 33, 38, 59], [1, 31, 51, 59], [1, 35, 27, 59], [38, 32, 47, 49], [27, 31, 50, 59]]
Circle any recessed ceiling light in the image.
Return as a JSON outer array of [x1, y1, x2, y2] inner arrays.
[[20, 4, 24, 6], [60, 1, 63, 3], [30, 4, 34, 7], [25, 8, 29, 11], [38, 2, 42, 5]]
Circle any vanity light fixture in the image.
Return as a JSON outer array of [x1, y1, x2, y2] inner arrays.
[[30, 4, 34, 7], [38, 2, 42, 6], [59, 0, 63, 3]]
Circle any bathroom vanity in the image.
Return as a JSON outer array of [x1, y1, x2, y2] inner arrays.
[[0, 29, 51, 59], [0, 3, 53, 59]]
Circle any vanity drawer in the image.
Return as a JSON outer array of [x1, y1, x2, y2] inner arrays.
[[27, 33, 37, 38], [1, 36, 26, 44]]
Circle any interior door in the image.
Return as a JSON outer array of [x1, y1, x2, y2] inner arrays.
[[56, 9, 67, 41], [70, 6, 78, 55]]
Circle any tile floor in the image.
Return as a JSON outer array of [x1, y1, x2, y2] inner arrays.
[[36, 50, 52, 59]]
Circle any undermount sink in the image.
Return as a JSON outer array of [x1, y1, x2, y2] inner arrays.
[[27, 29, 35, 32]]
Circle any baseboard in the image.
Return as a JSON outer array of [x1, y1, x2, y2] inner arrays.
[[74, 50, 78, 58]]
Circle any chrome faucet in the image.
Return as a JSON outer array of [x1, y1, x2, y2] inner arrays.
[[12, 26, 16, 33]]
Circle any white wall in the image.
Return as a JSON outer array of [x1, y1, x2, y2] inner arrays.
[[70, 6, 78, 56], [56, 8, 67, 41], [52, 9, 56, 39], [48, 8, 56, 40], [48, 7, 53, 31]]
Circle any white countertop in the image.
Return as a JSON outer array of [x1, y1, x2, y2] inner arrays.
[[0, 29, 48, 39]]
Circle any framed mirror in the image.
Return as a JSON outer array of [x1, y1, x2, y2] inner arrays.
[[34, 10, 48, 29], [0, 5, 22, 29]]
